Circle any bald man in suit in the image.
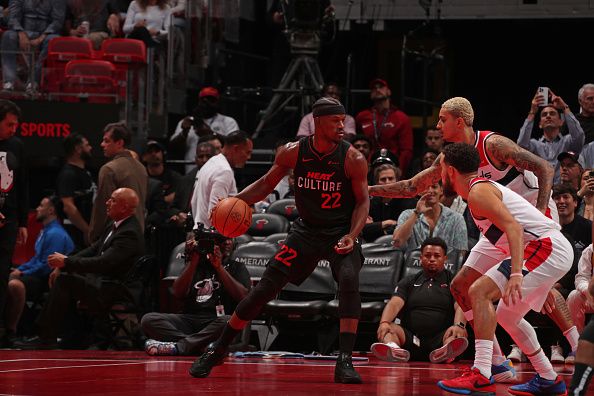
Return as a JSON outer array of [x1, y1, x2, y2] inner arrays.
[[17, 188, 145, 349]]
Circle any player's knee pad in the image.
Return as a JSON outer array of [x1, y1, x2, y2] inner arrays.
[[580, 318, 594, 344], [236, 267, 287, 321]]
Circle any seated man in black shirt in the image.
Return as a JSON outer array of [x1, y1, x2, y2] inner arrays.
[[141, 238, 250, 355], [371, 237, 468, 363]]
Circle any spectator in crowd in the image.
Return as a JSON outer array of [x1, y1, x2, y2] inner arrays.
[[441, 187, 466, 216], [578, 169, 594, 221], [123, 0, 170, 48], [169, 87, 239, 173], [409, 147, 439, 178], [142, 237, 250, 355], [4, 196, 74, 345], [169, 142, 216, 228], [297, 83, 356, 137], [141, 140, 180, 205], [371, 237, 468, 363], [558, 151, 584, 191], [517, 87, 584, 183], [554, 184, 593, 253], [191, 131, 252, 228], [350, 134, 372, 165], [392, 182, 468, 256], [56, 133, 96, 249], [568, 245, 594, 334], [355, 78, 413, 175], [89, 122, 147, 242], [1, 0, 65, 93], [425, 128, 444, 152], [65, 0, 121, 50], [577, 83, 594, 144], [0, 100, 27, 347], [362, 163, 415, 242], [408, 129, 443, 177], [198, 134, 223, 155], [15, 188, 145, 349]]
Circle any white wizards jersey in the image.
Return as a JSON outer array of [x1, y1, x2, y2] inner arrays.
[[475, 130, 558, 221], [468, 177, 561, 255]]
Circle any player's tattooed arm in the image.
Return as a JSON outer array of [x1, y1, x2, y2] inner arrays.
[[487, 135, 554, 212], [369, 153, 443, 198]]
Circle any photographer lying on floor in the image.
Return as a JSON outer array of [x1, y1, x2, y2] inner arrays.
[[142, 225, 251, 355]]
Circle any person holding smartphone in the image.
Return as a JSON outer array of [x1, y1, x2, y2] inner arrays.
[[517, 87, 585, 183]]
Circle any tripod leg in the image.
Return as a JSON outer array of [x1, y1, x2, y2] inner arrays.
[[254, 57, 305, 137]]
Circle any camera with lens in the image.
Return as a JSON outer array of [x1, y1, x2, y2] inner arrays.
[[192, 222, 228, 256]]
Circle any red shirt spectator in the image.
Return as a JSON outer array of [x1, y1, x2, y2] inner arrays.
[[355, 78, 413, 174]]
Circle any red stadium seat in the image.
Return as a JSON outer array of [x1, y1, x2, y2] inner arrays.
[[43, 37, 94, 93], [61, 59, 118, 103], [100, 38, 147, 100]]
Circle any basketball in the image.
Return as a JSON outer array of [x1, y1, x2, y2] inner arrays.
[[211, 197, 253, 238]]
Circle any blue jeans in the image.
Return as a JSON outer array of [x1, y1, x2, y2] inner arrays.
[[1, 30, 58, 84]]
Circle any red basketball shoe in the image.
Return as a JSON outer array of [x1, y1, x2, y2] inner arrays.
[[437, 367, 496, 395]]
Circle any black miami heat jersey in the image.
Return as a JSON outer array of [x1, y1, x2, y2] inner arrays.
[[294, 136, 355, 228]]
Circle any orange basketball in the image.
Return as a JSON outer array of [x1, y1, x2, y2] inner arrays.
[[211, 197, 253, 238]]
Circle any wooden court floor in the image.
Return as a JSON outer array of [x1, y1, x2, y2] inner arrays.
[[0, 349, 590, 395]]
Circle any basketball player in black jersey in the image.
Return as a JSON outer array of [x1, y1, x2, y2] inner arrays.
[[189, 97, 370, 384]]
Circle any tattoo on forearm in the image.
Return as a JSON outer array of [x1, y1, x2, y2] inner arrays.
[[489, 136, 552, 208], [374, 181, 418, 198]]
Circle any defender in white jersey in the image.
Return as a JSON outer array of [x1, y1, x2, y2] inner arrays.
[[369, 97, 579, 381], [438, 143, 570, 396]]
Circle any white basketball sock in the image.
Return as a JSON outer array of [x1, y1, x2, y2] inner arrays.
[[563, 326, 579, 352], [474, 339, 493, 379]]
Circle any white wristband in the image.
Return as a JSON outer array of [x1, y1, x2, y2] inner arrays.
[[509, 273, 523, 278]]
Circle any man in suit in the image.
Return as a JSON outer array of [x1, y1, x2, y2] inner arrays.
[[89, 122, 147, 242], [16, 188, 145, 349]]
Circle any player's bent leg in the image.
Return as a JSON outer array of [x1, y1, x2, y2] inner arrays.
[[189, 267, 289, 378], [569, 319, 594, 395]]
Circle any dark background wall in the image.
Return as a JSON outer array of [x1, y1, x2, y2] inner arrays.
[[219, 16, 591, 145]]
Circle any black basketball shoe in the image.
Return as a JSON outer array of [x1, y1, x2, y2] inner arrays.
[[189, 342, 228, 378], [334, 353, 362, 384]]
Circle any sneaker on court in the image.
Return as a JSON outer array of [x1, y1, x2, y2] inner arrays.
[[189, 342, 228, 378], [144, 339, 178, 356], [334, 353, 362, 384], [429, 337, 469, 363], [437, 367, 495, 395], [565, 351, 576, 365], [507, 344, 527, 363], [508, 374, 567, 396], [551, 345, 565, 364], [492, 359, 518, 383], [370, 342, 410, 362]]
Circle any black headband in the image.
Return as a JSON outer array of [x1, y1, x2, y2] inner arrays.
[[312, 97, 345, 117]]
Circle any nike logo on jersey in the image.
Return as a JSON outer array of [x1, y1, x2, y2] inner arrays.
[[302, 158, 314, 162], [413, 283, 422, 287]]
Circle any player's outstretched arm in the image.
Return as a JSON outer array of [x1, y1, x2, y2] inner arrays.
[[235, 142, 297, 205], [487, 134, 554, 213], [369, 153, 443, 198]]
